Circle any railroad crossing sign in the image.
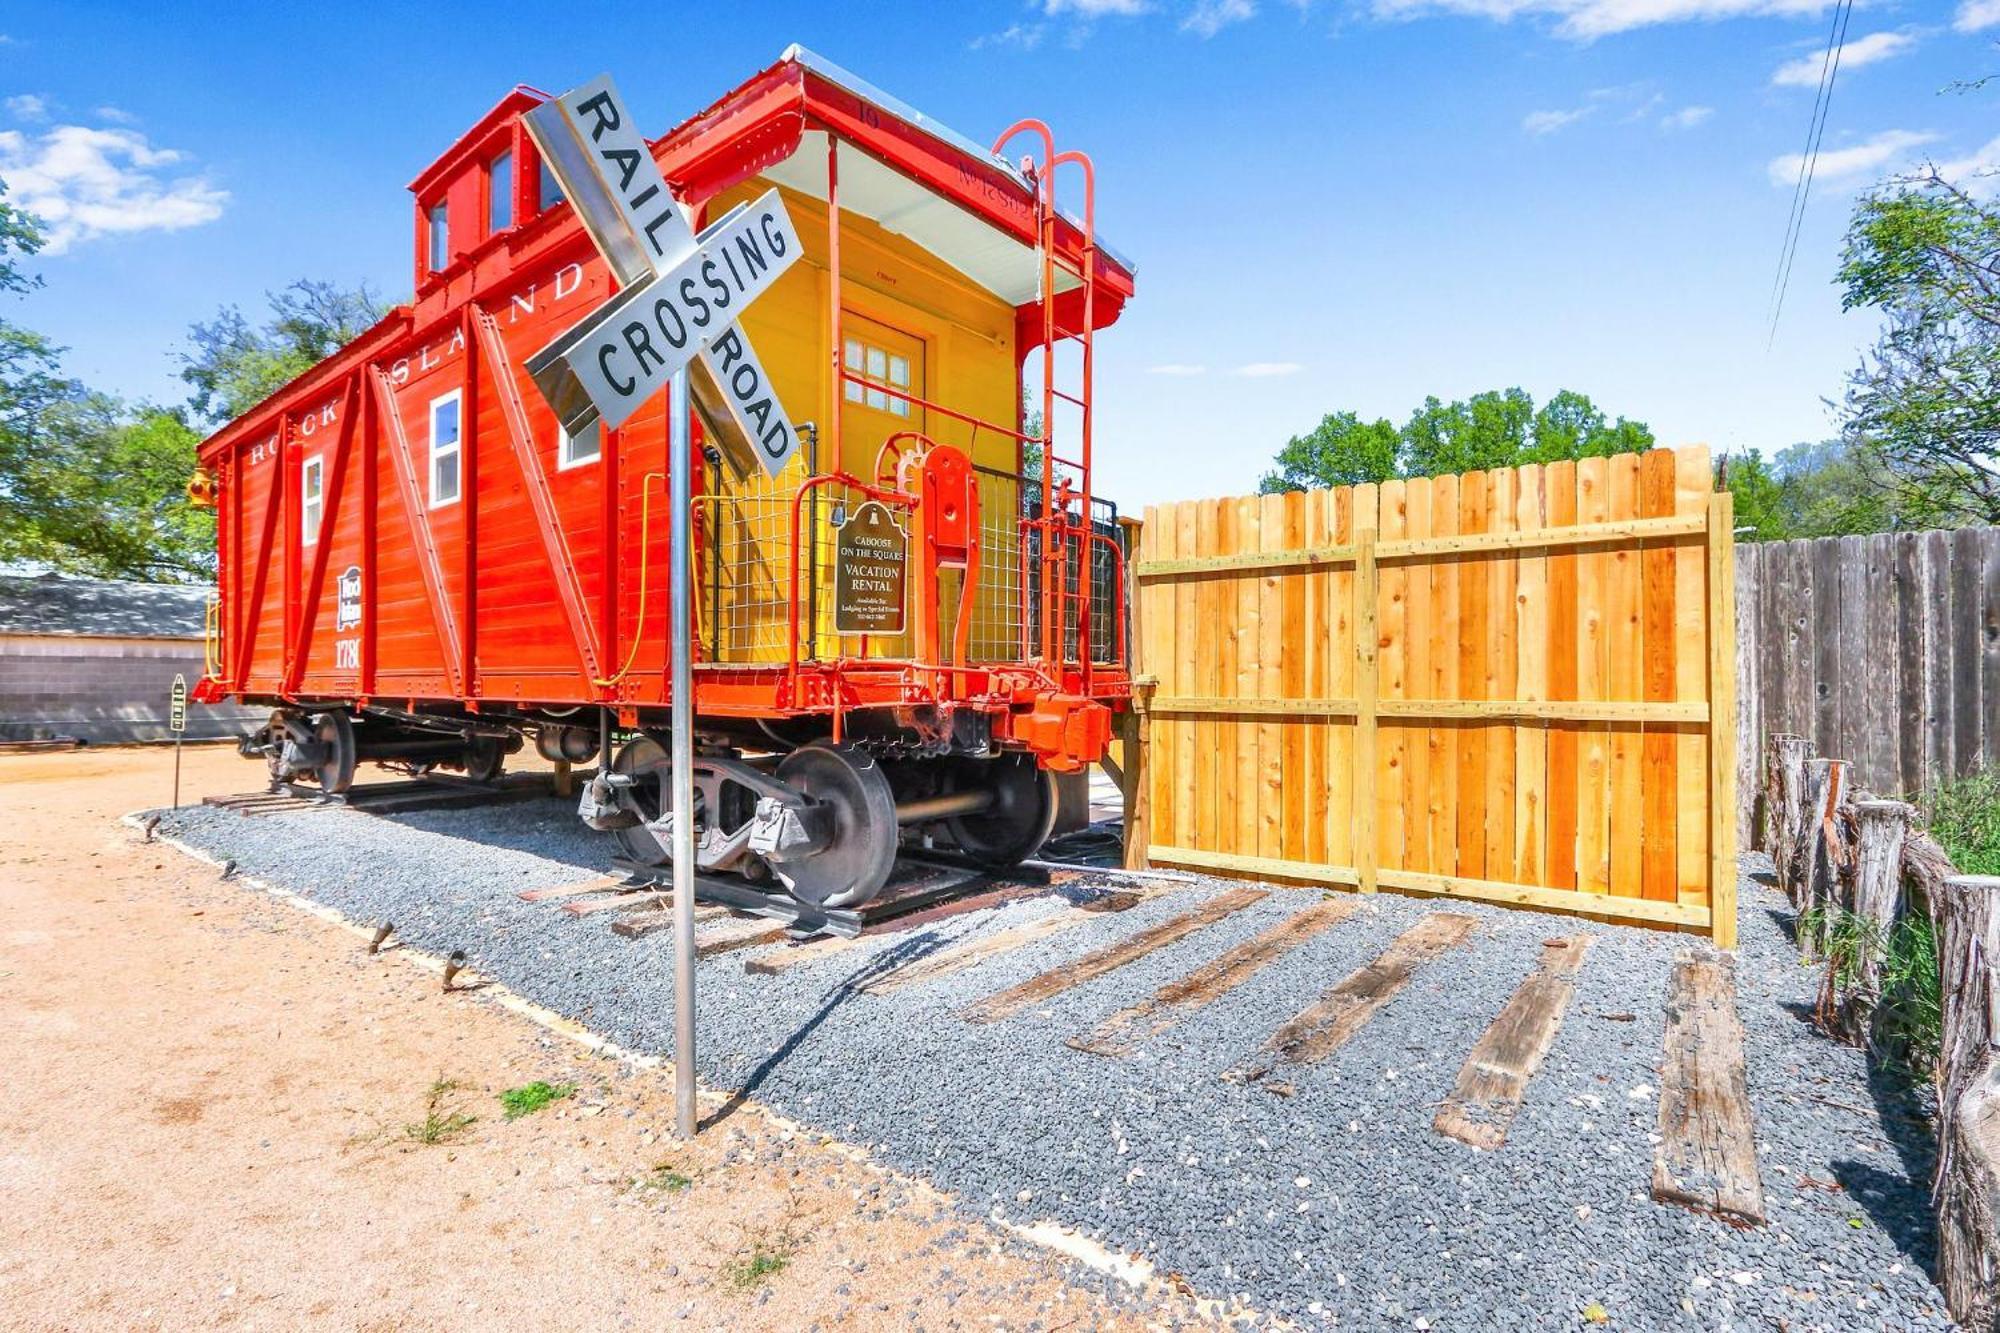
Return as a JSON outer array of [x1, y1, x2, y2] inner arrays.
[[524, 75, 804, 480]]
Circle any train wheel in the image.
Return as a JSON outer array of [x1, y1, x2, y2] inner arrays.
[[608, 735, 671, 867], [773, 742, 898, 909], [312, 711, 358, 794], [463, 736, 506, 785], [946, 753, 1057, 870]]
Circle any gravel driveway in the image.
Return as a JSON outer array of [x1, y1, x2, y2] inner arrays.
[[154, 798, 1952, 1330]]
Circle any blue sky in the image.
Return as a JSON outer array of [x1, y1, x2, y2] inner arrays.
[[2, 0, 1995, 509]]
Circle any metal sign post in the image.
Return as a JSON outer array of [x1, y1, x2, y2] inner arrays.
[[169, 673, 188, 808], [523, 74, 805, 1139], [667, 369, 698, 1139]]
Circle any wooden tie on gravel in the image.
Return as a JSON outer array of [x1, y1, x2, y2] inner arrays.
[[1069, 898, 1358, 1056], [1230, 911, 1481, 1090], [962, 887, 1267, 1024], [1652, 948, 1766, 1225], [1434, 933, 1593, 1149]]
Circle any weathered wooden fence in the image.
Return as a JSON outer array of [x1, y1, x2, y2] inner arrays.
[[1735, 527, 2000, 841], [1129, 445, 1738, 945]]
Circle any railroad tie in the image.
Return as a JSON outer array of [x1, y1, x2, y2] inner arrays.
[[1434, 933, 1593, 1150], [1227, 911, 1481, 1090], [1069, 897, 1356, 1056], [961, 887, 1267, 1025], [1651, 948, 1766, 1225]]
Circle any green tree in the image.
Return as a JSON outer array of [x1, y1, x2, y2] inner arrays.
[[1260, 387, 1654, 491], [1259, 411, 1399, 493], [1720, 450, 1789, 540], [181, 279, 386, 427], [1837, 169, 2000, 524]]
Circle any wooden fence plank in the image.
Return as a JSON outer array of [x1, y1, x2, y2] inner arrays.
[[1143, 506, 1173, 852], [1640, 448, 1679, 904], [1435, 933, 1593, 1149], [1893, 532, 1927, 796], [1329, 488, 1357, 872], [1607, 451, 1644, 900], [1982, 530, 2000, 772], [1487, 467, 1520, 884], [963, 887, 1267, 1024], [1196, 499, 1223, 853], [1280, 491, 1307, 867], [1427, 474, 1461, 880], [1404, 476, 1435, 875], [1259, 492, 1286, 861], [1576, 456, 1612, 896], [1546, 461, 1580, 891], [1355, 517, 1380, 894], [1304, 488, 1331, 867], [1458, 472, 1491, 882], [1378, 480, 1411, 882], [1514, 464, 1549, 889], [1175, 502, 1199, 852], [1812, 535, 1843, 756], [1235, 495, 1262, 864], [1925, 531, 1955, 781], [1673, 447, 1710, 905], [1707, 491, 1739, 949]]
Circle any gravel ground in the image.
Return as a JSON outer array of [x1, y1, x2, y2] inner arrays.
[[155, 800, 1953, 1330]]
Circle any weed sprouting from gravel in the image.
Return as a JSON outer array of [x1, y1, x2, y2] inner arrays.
[[635, 1159, 694, 1193], [722, 1237, 792, 1290], [403, 1076, 478, 1146], [499, 1080, 575, 1120]]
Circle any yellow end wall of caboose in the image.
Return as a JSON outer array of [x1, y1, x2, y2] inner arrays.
[[697, 176, 1025, 665]]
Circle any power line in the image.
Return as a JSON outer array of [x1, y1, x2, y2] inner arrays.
[[1767, 0, 1855, 348]]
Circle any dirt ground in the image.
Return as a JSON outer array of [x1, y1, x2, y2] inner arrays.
[[0, 746, 1164, 1331]]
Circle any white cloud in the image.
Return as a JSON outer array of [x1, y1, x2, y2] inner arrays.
[[1524, 106, 1593, 135], [1770, 31, 1914, 88], [1661, 104, 1714, 130], [1147, 363, 1209, 376], [1955, 0, 2000, 31], [1370, 0, 1830, 40], [1184, 0, 1257, 33], [1044, 0, 1150, 13], [1766, 129, 1937, 188], [971, 22, 1046, 48], [94, 106, 139, 125], [5, 93, 49, 121], [1232, 361, 1303, 377], [1933, 134, 2000, 196], [0, 123, 228, 253]]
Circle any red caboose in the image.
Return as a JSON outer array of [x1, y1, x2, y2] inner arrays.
[[193, 47, 1136, 912]]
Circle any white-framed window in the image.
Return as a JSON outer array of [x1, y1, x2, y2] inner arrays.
[[301, 454, 324, 546], [428, 390, 462, 509], [558, 418, 601, 471], [843, 337, 910, 417], [488, 149, 513, 232], [427, 200, 449, 272]]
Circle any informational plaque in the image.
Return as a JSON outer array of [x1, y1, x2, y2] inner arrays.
[[834, 501, 908, 635]]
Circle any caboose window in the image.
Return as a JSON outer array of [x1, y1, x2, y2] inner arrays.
[[301, 455, 324, 546], [843, 338, 910, 418], [489, 149, 513, 232], [538, 158, 563, 212], [427, 201, 449, 273], [558, 418, 600, 470], [428, 390, 462, 508]]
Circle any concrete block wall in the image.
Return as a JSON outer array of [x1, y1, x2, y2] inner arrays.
[[0, 634, 264, 743]]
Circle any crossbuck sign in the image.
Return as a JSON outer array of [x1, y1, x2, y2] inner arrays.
[[524, 75, 804, 479]]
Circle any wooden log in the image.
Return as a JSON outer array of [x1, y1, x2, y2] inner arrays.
[[1841, 799, 1909, 1043], [1934, 874, 2000, 1331], [1764, 733, 1811, 890], [1652, 948, 1766, 1225], [1435, 933, 1593, 1150], [1794, 757, 1848, 955], [745, 936, 858, 976], [962, 887, 1267, 1023]]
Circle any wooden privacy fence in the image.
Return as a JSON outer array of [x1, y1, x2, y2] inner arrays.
[[1735, 527, 2000, 841], [1127, 445, 1739, 946]]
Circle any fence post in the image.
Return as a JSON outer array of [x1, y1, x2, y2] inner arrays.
[[1842, 798, 1909, 1038], [1354, 525, 1379, 894], [1795, 757, 1848, 955], [1707, 489, 1739, 949], [1123, 676, 1155, 871], [1934, 873, 2000, 1330], [1765, 733, 1812, 889]]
